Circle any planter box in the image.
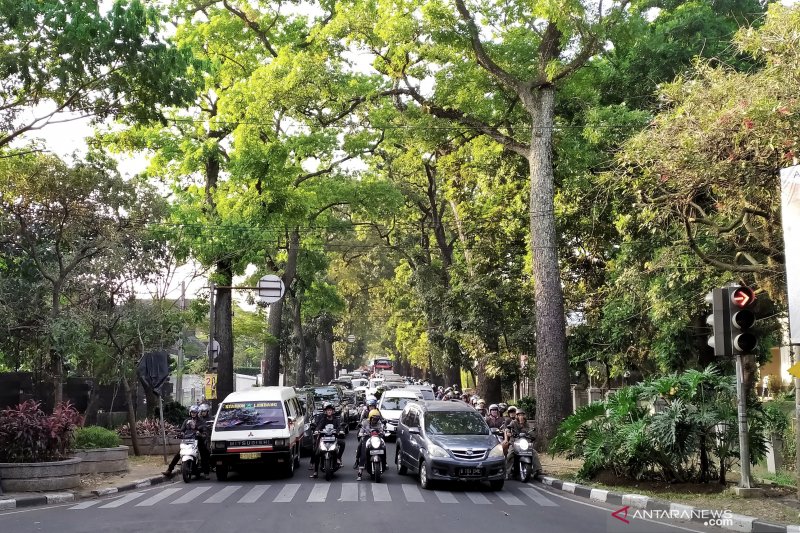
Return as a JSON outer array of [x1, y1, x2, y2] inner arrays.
[[120, 436, 181, 455], [0, 457, 82, 492], [73, 446, 129, 474]]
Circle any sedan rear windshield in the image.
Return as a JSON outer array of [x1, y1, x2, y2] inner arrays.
[[381, 397, 416, 411], [215, 401, 286, 431], [424, 411, 488, 435]]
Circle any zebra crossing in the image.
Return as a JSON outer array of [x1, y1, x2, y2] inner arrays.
[[68, 481, 558, 510]]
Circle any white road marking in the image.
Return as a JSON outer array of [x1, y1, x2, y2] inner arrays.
[[434, 490, 458, 503], [340, 483, 359, 502], [401, 484, 425, 502], [371, 483, 391, 502], [69, 500, 101, 510], [529, 484, 707, 533], [98, 492, 144, 508], [496, 492, 525, 506], [519, 487, 558, 506], [238, 485, 270, 503], [170, 486, 211, 504], [465, 492, 490, 504], [204, 485, 241, 503], [307, 483, 330, 502], [273, 484, 300, 502], [136, 488, 183, 506]]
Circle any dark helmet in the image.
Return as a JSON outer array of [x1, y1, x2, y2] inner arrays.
[[323, 402, 334, 411]]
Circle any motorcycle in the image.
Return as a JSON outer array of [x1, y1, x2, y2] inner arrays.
[[316, 424, 345, 481], [363, 429, 386, 483], [511, 431, 535, 482], [179, 434, 202, 483]]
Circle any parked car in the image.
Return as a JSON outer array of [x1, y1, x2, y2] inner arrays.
[[395, 400, 505, 490]]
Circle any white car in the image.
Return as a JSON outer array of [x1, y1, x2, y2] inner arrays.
[[377, 389, 420, 440]]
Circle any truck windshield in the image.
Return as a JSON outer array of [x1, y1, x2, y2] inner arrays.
[[214, 401, 286, 431]]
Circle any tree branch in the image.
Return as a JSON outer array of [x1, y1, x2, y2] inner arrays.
[[222, 0, 279, 58]]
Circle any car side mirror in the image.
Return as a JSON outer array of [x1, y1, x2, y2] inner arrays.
[[408, 427, 421, 435]]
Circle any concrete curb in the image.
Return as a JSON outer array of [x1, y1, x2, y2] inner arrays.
[[0, 475, 168, 510], [537, 475, 799, 533]]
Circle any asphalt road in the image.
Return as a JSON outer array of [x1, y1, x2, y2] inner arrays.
[[0, 432, 717, 533]]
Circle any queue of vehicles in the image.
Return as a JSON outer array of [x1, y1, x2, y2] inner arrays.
[[192, 365, 532, 491]]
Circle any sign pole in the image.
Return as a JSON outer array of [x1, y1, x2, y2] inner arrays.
[[735, 354, 751, 488], [159, 393, 168, 465]]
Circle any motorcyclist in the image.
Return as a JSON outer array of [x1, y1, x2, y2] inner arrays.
[[476, 399, 488, 417], [498, 402, 508, 417], [485, 404, 504, 430], [356, 409, 385, 481], [311, 402, 345, 478], [360, 397, 380, 421], [163, 405, 206, 478], [504, 408, 542, 480], [503, 405, 517, 426], [197, 403, 212, 476]]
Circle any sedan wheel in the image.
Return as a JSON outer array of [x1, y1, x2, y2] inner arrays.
[[419, 461, 432, 490]]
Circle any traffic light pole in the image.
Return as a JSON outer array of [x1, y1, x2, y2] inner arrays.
[[734, 353, 752, 488]]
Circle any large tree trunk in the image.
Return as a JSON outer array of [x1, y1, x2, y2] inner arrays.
[[216, 260, 234, 401], [325, 338, 335, 382], [316, 334, 328, 383], [121, 375, 140, 456], [51, 285, 63, 407], [293, 297, 307, 387], [476, 336, 502, 404], [528, 87, 570, 451], [264, 230, 300, 386]]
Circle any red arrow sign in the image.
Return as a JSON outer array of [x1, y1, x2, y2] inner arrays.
[[731, 287, 755, 307]]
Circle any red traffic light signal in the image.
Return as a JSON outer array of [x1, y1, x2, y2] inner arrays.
[[730, 287, 756, 308]]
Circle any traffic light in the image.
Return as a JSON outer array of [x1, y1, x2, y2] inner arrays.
[[706, 288, 729, 357], [728, 286, 757, 355], [705, 285, 758, 356]]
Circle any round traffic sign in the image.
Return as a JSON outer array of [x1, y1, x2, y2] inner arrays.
[[257, 274, 285, 304]]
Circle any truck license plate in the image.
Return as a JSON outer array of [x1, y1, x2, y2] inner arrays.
[[240, 452, 260, 460]]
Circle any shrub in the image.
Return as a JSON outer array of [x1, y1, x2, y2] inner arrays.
[[782, 421, 796, 471], [767, 375, 785, 397], [551, 365, 767, 484], [74, 426, 121, 449], [155, 400, 188, 426], [0, 400, 83, 463], [762, 402, 789, 437], [516, 396, 536, 419], [116, 418, 179, 437]]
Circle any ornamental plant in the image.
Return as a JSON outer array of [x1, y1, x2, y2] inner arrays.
[[0, 400, 83, 463], [116, 418, 179, 438], [73, 426, 121, 449]]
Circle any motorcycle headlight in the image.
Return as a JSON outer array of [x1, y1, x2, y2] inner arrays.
[[489, 444, 505, 457], [369, 436, 382, 448], [517, 439, 529, 451], [427, 443, 449, 458]]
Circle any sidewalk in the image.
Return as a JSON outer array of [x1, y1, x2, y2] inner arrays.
[[539, 455, 800, 531], [0, 456, 171, 510]]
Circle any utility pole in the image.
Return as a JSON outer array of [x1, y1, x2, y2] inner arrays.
[[176, 281, 186, 405], [208, 281, 216, 374]]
